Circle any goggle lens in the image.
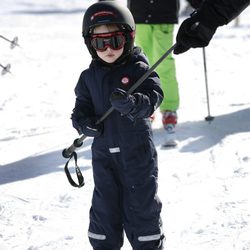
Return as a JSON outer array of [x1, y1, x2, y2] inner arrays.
[[91, 32, 125, 52]]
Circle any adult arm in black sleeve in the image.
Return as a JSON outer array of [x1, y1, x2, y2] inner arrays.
[[174, 0, 250, 54]]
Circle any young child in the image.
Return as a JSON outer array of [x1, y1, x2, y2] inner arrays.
[[71, 2, 165, 249]]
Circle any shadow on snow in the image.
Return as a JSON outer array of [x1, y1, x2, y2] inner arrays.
[[153, 107, 250, 153], [0, 143, 92, 185], [1, 108, 249, 185]]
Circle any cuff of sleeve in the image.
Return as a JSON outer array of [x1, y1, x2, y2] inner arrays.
[[196, 3, 224, 30]]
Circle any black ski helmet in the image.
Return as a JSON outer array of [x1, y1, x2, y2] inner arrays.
[[82, 1, 136, 59]]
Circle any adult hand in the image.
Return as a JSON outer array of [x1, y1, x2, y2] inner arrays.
[[174, 12, 217, 54]]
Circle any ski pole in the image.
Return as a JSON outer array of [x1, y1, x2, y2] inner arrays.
[[62, 43, 177, 158], [202, 47, 214, 122], [0, 35, 20, 49], [0, 63, 11, 75]]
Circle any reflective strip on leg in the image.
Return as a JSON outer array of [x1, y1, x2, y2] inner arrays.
[[88, 231, 106, 240], [138, 233, 161, 242]]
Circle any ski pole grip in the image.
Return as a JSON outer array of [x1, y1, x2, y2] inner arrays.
[[62, 135, 86, 158]]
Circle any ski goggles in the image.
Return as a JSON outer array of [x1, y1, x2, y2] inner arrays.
[[90, 32, 125, 52]]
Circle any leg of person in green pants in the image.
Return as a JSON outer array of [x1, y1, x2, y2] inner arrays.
[[136, 24, 179, 146]]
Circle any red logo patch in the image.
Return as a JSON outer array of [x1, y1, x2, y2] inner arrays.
[[121, 76, 130, 85]]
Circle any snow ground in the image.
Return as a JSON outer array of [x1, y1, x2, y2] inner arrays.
[[0, 1, 250, 249]]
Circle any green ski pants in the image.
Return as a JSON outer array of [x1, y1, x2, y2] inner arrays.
[[135, 24, 179, 112]]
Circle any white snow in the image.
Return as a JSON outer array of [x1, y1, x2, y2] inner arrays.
[[0, 1, 250, 249]]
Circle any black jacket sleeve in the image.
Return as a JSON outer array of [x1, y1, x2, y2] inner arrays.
[[199, 0, 249, 29], [71, 72, 95, 131], [129, 60, 164, 118]]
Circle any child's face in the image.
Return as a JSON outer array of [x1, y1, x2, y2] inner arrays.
[[92, 25, 124, 64]]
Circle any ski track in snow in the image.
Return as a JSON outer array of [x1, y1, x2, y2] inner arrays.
[[1, 0, 250, 249]]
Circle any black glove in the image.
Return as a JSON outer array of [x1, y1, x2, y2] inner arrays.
[[174, 11, 217, 55], [110, 88, 135, 115], [110, 88, 153, 121], [71, 110, 103, 137], [78, 117, 103, 137]]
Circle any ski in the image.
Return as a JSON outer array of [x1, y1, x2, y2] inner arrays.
[[161, 139, 177, 148], [161, 124, 177, 148]]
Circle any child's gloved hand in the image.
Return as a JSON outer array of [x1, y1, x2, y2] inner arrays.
[[110, 88, 135, 115], [79, 117, 103, 137], [72, 113, 103, 137], [110, 88, 153, 121]]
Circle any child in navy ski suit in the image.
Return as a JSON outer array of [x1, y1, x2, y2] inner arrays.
[[71, 2, 165, 250]]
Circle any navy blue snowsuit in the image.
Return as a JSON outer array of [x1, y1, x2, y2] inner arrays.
[[72, 48, 164, 250]]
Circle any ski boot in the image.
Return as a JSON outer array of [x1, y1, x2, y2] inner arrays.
[[161, 110, 177, 148], [149, 112, 156, 123]]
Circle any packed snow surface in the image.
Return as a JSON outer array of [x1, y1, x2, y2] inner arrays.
[[1, 1, 250, 249]]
